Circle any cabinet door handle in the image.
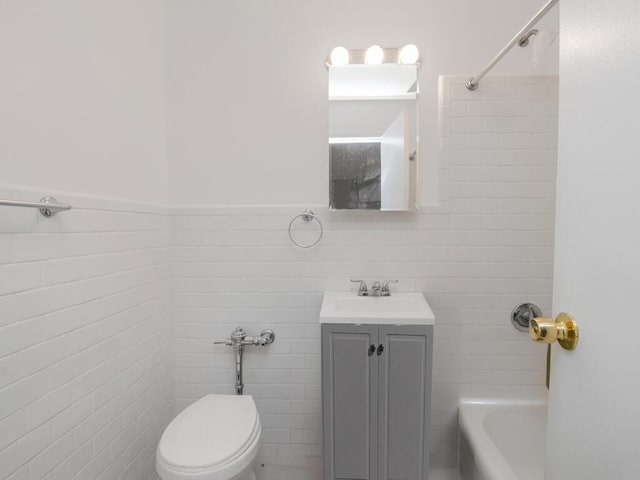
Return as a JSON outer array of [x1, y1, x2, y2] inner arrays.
[[368, 344, 376, 356], [377, 344, 384, 356]]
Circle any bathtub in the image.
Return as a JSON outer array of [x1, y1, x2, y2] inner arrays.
[[458, 400, 547, 480]]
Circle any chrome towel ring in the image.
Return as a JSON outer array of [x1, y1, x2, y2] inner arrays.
[[288, 209, 323, 248]]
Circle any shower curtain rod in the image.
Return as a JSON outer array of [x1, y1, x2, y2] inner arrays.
[[466, 0, 559, 91]]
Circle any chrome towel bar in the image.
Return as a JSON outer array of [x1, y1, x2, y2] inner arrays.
[[0, 196, 72, 217]]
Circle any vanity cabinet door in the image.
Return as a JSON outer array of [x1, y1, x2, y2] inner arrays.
[[322, 325, 379, 480], [377, 325, 433, 480]]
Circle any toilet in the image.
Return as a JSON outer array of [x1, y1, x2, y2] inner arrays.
[[156, 394, 261, 480]]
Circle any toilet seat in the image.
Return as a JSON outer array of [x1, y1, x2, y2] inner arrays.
[[157, 395, 261, 480]]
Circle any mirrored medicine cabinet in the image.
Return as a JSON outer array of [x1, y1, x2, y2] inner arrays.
[[327, 45, 420, 211]]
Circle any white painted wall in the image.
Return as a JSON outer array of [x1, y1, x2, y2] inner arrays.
[[547, 1, 640, 478], [0, 0, 558, 207], [0, 1, 168, 204], [165, 0, 558, 205]]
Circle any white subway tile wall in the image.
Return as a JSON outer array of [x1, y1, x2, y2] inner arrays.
[[170, 76, 559, 478], [0, 188, 174, 480]]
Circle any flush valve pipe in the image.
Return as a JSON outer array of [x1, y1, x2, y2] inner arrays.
[[213, 326, 275, 394]]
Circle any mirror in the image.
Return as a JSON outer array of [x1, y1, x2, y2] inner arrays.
[[328, 46, 419, 211]]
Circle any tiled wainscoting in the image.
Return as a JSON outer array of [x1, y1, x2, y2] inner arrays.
[[171, 76, 558, 478], [0, 75, 558, 480], [0, 188, 174, 480]]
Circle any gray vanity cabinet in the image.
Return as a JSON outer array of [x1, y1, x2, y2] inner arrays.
[[322, 324, 433, 480]]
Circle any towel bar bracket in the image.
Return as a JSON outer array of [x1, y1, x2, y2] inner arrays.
[[0, 196, 72, 217]]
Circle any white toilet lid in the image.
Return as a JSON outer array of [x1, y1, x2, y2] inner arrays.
[[158, 394, 259, 471]]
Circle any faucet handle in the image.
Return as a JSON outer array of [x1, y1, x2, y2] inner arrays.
[[351, 279, 368, 296], [213, 338, 233, 346], [381, 280, 398, 294]]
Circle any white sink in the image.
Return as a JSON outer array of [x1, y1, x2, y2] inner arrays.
[[320, 292, 435, 325]]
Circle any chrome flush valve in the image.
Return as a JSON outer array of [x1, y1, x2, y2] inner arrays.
[[214, 327, 275, 347], [213, 326, 276, 395]]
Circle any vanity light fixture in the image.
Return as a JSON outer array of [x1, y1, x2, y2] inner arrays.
[[329, 46, 350, 66], [326, 45, 420, 66], [399, 44, 420, 64], [365, 45, 384, 64]]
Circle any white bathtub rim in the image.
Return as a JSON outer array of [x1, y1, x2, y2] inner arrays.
[[459, 398, 547, 480]]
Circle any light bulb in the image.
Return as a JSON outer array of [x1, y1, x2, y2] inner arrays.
[[399, 44, 420, 64], [365, 45, 384, 64], [329, 46, 349, 66]]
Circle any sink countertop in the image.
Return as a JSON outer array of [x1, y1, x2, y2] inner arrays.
[[319, 292, 435, 325]]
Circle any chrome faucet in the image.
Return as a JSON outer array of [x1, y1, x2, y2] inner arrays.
[[351, 279, 398, 296], [370, 281, 383, 296], [213, 326, 275, 395]]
